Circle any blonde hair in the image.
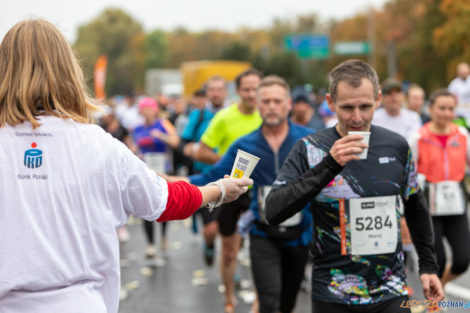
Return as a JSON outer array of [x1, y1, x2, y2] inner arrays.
[[0, 19, 97, 128]]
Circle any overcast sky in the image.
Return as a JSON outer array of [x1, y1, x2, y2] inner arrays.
[[1, 0, 388, 42]]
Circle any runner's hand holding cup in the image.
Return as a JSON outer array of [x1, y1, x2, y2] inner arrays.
[[330, 132, 370, 166]]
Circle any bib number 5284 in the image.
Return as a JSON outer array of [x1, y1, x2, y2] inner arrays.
[[355, 215, 393, 231], [349, 196, 398, 255]]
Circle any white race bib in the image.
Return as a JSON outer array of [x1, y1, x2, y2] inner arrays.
[[429, 181, 465, 216], [349, 196, 398, 255], [258, 186, 302, 226], [143, 152, 167, 173]]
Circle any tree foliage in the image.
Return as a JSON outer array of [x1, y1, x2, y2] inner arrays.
[[74, 8, 144, 96], [144, 30, 168, 69], [73, 2, 470, 97], [433, 0, 470, 80]]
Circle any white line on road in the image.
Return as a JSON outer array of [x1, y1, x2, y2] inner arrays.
[[445, 283, 470, 300]]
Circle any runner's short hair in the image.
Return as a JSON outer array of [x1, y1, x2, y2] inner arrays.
[[235, 69, 263, 89], [328, 59, 380, 102], [257, 75, 290, 96], [429, 89, 456, 107], [206, 75, 227, 88], [406, 83, 425, 97], [193, 88, 206, 97]]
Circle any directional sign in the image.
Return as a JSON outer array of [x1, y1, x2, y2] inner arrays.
[[284, 34, 330, 59], [334, 42, 371, 55]]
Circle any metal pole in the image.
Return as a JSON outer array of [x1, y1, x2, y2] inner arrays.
[[387, 41, 397, 78], [367, 8, 376, 68]]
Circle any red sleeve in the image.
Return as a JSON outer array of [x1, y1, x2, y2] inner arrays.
[[157, 181, 203, 222]]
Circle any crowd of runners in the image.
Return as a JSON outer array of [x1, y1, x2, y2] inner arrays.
[[2, 19, 470, 313]]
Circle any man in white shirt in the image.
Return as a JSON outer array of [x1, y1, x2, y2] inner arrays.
[[373, 78, 422, 139], [448, 62, 470, 119], [373, 78, 421, 289]]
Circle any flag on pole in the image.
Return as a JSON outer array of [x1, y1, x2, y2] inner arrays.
[[94, 55, 108, 101]]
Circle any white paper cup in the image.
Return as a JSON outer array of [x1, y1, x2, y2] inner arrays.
[[230, 149, 260, 178], [348, 131, 370, 160]]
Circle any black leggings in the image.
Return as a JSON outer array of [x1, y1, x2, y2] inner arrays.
[[433, 212, 470, 277], [250, 233, 308, 313], [312, 296, 410, 313], [143, 220, 168, 244]]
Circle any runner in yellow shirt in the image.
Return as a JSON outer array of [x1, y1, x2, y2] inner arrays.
[[191, 69, 263, 313]]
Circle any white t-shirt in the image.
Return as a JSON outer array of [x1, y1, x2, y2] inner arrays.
[[449, 76, 470, 105], [449, 76, 470, 119], [373, 107, 422, 139], [114, 102, 143, 130], [0, 116, 168, 313]]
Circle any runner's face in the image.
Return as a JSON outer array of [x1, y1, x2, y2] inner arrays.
[[237, 75, 261, 109], [292, 101, 311, 120], [407, 88, 425, 113], [206, 80, 227, 107], [430, 95, 456, 129], [258, 85, 291, 127], [327, 78, 380, 136], [139, 107, 157, 121], [192, 95, 207, 109], [457, 64, 470, 79], [383, 89, 403, 112]]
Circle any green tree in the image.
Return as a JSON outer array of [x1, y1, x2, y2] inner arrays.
[[433, 0, 470, 80], [74, 8, 144, 96], [144, 30, 168, 69], [394, 0, 448, 91], [219, 42, 251, 61], [257, 51, 306, 87]]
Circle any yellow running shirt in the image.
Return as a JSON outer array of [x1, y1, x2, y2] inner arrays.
[[201, 103, 262, 155]]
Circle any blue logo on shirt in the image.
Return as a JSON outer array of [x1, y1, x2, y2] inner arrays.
[[24, 143, 43, 169]]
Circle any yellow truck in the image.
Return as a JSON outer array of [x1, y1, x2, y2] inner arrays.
[[181, 60, 251, 100]]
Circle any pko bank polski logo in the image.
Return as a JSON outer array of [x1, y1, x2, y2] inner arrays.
[[24, 142, 43, 169]]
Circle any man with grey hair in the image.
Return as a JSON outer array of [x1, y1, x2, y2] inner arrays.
[[265, 59, 443, 312]]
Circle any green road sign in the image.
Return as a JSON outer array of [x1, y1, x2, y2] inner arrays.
[[334, 41, 371, 55], [284, 34, 330, 59]]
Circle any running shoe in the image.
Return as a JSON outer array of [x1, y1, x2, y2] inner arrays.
[[224, 297, 237, 313], [145, 245, 157, 259]]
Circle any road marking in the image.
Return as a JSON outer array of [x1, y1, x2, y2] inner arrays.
[[445, 282, 470, 300]]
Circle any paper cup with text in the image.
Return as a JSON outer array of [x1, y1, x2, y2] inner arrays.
[[230, 150, 260, 178], [348, 131, 371, 159]]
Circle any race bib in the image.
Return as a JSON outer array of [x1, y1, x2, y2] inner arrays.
[[144, 152, 167, 173], [258, 186, 302, 227], [349, 196, 398, 255], [429, 181, 465, 216]]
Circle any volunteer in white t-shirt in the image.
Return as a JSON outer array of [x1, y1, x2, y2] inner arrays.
[[0, 19, 252, 313]]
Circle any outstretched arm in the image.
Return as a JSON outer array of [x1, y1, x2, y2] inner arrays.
[[157, 177, 253, 222]]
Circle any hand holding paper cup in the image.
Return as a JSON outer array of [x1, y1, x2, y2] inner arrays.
[[348, 131, 370, 160], [230, 149, 260, 178]]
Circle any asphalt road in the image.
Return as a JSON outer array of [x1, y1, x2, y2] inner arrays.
[[118, 217, 470, 313]]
